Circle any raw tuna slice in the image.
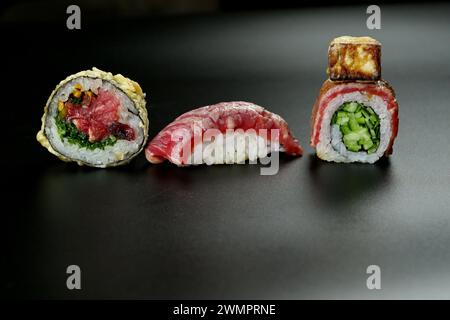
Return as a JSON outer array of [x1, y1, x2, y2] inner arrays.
[[146, 101, 302, 166], [66, 89, 133, 142]]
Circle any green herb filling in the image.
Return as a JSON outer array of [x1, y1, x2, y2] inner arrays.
[[55, 114, 117, 150]]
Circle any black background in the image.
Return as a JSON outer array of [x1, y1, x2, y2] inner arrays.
[[2, 2, 450, 299]]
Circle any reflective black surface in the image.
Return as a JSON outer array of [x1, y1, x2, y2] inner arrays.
[[3, 3, 450, 299]]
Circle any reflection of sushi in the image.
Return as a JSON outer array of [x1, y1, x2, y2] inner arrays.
[[145, 101, 302, 166], [37, 68, 148, 168], [311, 36, 399, 163]]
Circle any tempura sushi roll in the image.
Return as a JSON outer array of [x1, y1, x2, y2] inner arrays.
[[37, 68, 148, 168], [310, 79, 399, 163]]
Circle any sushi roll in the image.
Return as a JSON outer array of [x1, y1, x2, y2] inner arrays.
[[145, 101, 302, 166], [37, 68, 148, 168], [310, 36, 399, 164]]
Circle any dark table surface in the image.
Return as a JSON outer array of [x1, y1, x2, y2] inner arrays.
[[2, 3, 450, 299]]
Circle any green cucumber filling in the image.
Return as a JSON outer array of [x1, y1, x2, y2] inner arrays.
[[55, 113, 117, 150], [331, 101, 380, 154]]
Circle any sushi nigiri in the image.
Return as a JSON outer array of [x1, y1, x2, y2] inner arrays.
[[310, 36, 399, 163], [37, 68, 149, 168], [145, 101, 302, 166]]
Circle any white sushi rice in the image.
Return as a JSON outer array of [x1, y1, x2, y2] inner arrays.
[[187, 130, 281, 165], [316, 91, 392, 163], [44, 77, 145, 167]]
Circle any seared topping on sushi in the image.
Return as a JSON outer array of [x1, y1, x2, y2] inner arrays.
[[327, 36, 381, 81], [310, 35, 398, 164], [37, 68, 149, 168]]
